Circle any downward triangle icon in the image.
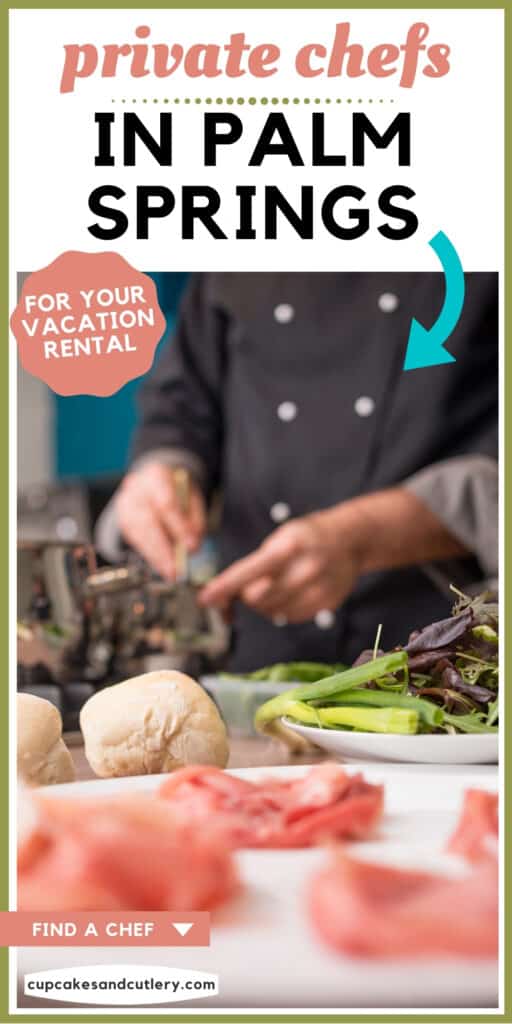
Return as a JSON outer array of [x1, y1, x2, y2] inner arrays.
[[172, 922, 193, 937]]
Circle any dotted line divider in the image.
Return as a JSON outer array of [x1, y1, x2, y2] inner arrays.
[[111, 96, 395, 105]]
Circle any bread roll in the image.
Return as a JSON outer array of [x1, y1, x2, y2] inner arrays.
[[80, 670, 229, 778], [17, 693, 75, 785]]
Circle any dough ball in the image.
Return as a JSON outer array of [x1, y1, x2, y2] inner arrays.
[[80, 670, 229, 778], [17, 693, 75, 786]]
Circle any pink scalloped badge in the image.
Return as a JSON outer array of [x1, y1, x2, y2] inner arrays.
[[11, 251, 166, 397]]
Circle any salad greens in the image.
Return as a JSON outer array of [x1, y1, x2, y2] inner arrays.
[[254, 590, 499, 742], [222, 662, 347, 683]]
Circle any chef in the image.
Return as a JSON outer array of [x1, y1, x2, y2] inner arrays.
[[98, 272, 498, 669]]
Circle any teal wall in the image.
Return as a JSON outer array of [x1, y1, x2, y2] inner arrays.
[[54, 273, 189, 480]]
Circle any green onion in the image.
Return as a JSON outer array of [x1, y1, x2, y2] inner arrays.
[[315, 689, 443, 728], [254, 651, 408, 742], [221, 661, 347, 683], [284, 651, 408, 702], [284, 701, 419, 735]]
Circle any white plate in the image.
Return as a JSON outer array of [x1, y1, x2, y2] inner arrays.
[[18, 764, 499, 1010], [283, 720, 499, 764]]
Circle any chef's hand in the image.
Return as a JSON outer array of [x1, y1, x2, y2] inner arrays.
[[199, 488, 469, 622], [199, 510, 362, 623], [116, 463, 206, 580]]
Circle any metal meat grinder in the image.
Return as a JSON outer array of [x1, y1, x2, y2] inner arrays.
[[17, 536, 228, 728]]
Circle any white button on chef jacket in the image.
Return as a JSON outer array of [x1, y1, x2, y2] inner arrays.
[[378, 292, 399, 313], [315, 609, 335, 629], [277, 401, 297, 422], [56, 516, 79, 541], [274, 303, 295, 324], [270, 502, 291, 523], [354, 395, 375, 418]]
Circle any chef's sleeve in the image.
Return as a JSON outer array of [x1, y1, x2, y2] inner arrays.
[[403, 454, 498, 580], [131, 272, 225, 498]]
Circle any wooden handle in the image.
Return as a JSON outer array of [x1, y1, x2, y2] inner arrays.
[[173, 468, 190, 580], [173, 467, 190, 515]]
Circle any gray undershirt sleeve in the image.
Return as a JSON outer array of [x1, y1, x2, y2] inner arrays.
[[403, 454, 498, 580]]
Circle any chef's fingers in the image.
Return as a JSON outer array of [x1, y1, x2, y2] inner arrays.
[[118, 466, 193, 549], [143, 465, 202, 551], [274, 588, 333, 624], [200, 532, 297, 606], [241, 576, 274, 607], [118, 501, 176, 580], [242, 559, 319, 614]]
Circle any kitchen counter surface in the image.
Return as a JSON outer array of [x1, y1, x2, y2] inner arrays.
[[65, 732, 498, 781], [65, 732, 330, 780]]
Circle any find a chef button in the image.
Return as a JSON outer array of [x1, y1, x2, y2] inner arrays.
[[354, 395, 375, 418], [274, 303, 295, 324], [270, 502, 291, 523], [377, 292, 399, 313], [315, 609, 335, 629], [277, 401, 298, 422]]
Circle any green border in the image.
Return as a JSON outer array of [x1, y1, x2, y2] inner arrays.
[[2, 1, 509, 1022]]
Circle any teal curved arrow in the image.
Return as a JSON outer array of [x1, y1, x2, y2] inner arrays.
[[403, 231, 465, 371]]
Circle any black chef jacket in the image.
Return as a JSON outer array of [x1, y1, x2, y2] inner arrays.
[[132, 272, 498, 670]]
